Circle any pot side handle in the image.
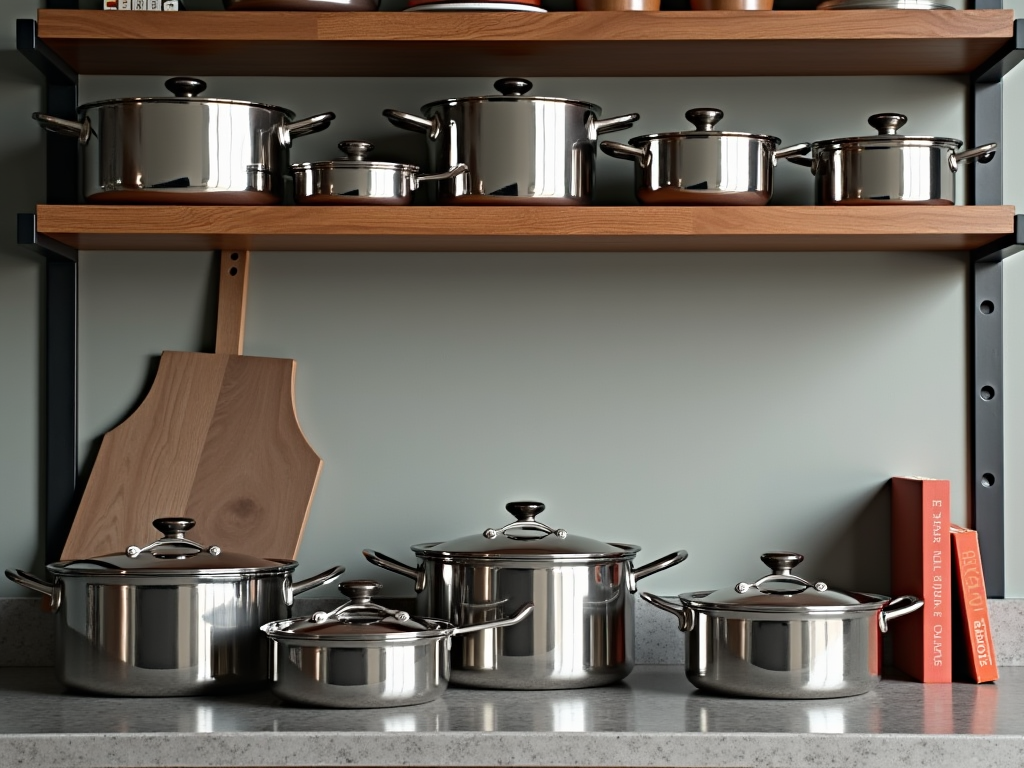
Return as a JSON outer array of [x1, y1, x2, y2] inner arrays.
[[631, 550, 689, 589], [639, 592, 693, 632], [33, 113, 90, 145], [450, 602, 535, 636], [383, 109, 442, 141], [414, 163, 469, 188], [595, 113, 641, 135], [878, 595, 924, 633], [600, 141, 647, 164], [363, 549, 427, 592], [281, 112, 336, 145], [289, 565, 347, 602], [5, 569, 61, 612], [950, 143, 998, 171], [773, 142, 811, 165], [783, 151, 815, 169]]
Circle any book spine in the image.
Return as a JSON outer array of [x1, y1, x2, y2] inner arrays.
[[951, 526, 999, 682], [924, 481, 951, 682]]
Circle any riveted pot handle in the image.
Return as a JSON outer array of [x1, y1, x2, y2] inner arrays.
[[773, 142, 811, 165], [450, 602, 535, 636], [290, 565, 347, 599], [414, 163, 468, 187], [950, 143, 998, 171], [595, 113, 640, 135], [5, 569, 61, 613], [281, 112, 336, 145], [639, 592, 693, 632], [363, 549, 427, 592], [600, 141, 646, 163], [383, 109, 442, 141], [632, 550, 689, 585], [33, 113, 90, 145], [784, 153, 815, 169], [878, 595, 924, 633]]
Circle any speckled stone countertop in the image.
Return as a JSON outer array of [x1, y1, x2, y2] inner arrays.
[[0, 666, 1020, 768]]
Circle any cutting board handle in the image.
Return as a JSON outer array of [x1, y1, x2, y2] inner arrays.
[[215, 250, 250, 355]]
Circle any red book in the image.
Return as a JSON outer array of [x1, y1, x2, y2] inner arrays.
[[890, 476, 951, 683], [950, 524, 999, 683]]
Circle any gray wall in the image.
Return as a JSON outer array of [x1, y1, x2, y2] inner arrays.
[[2, 0, 1023, 599]]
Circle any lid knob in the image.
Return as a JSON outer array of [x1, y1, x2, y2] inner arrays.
[[494, 78, 533, 97], [505, 501, 545, 523], [339, 579, 383, 604], [152, 518, 196, 539], [165, 77, 207, 99], [685, 108, 724, 132], [867, 113, 907, 136], [338, 141, 373, 162], [760, 552, 803, 576]]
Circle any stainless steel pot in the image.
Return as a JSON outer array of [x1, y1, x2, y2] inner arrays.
[[641, 552, 924, 699], [262, 580, 533, 708], [785, 113, 997, 205], [33, 77, 335, 205], [363, 500, 688, 690], [383, 78, 640, 205], [600, 108, 810, 205], [5, 517, 345, 697], [292, 141, 468, 205]]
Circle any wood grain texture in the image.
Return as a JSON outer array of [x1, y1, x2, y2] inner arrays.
[[36, 9, 1013, 76], [216, 250, 249, 355], [35, 205, 1016, 253]]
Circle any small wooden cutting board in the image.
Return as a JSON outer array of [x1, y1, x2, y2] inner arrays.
[[60, 251, 323, 561]]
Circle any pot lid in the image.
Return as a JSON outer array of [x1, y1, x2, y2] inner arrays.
[[411, 501, 641, 560], [813, 113, 962, 149], [421, 78, 602, 114], [263, 580, 451, 640], [292, 140, 419, 173], [630, 108, 779, 146], [79, 77, 297, 118], [681, 552, 885, 612], [49, 518, 294, 575]]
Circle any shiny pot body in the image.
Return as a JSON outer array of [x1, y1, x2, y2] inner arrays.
[[6, 563, 344, 697], [34, 79, 334, 205], [268, 634, 452, 708], [384, 79, 638, 205], [292, 158, 467, 206], [365, 546, 686, 690]]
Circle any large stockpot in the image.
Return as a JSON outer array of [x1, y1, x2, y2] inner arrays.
[[262, 580, 533, 708], [641, 552, 924, 699], [600, 108, 810, 205], [785, 113, 997, 205], [292, 141, 468, 205], [382, 78, 639, 205], [363, 501, 688, 690], [33, 77, 335, 204], [5, 518, 345, 697]]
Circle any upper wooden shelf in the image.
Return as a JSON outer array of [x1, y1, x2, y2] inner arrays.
[[35, 9, 1014, 77], [32, 205, 1015, 253]]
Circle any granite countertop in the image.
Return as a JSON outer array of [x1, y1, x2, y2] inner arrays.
[[0, 665, 1021, 768]]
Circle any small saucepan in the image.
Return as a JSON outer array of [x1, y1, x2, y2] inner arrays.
[[641, 552, 923, 699], [600, 108, 809, 205], [292, 141, 468, 205], [262, 580, 534, 708]]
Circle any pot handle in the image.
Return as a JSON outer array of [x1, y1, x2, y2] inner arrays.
[[595, 113, 641, 135], [950, 143, 998, 171], [33, 113, 90, 145], [413, 163, 469, 188], [450, 602, 535, 636], [383, 109, 442, 141], [599, 141, 647, 163], [639, 592, 693, 632], [878, 595, 924, 633], [773, 142, 811, 165], [5, 569, 61, 613], [630, 549, 689, 592], [281, 112, 336, 145], [290, 565, 347, 601], [363, 549, 427, 592], [784, 152, 815, 169]]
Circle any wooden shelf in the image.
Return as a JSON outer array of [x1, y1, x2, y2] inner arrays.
[[32, 205, 1015, 253], [36, 9, 1014, 77]]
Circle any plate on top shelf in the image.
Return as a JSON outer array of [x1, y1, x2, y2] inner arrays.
[[404, 1, 548, 9]]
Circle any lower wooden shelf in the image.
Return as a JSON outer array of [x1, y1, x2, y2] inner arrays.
[[31, 204, 1016, 253]]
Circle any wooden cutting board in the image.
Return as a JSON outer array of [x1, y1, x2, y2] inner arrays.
[[60, 251, 323, 562]]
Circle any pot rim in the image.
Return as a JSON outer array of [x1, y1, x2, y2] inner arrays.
[[410, 540, 641, 562], [262, 618, 454, 644], [420, 95, 602, 114], [680, 588, 891, 615], [811, 135, 963, 151], [46, 557, 299, 578], [78, 97, 297, 119], [291, 161, 420, 173], [629, 131, 781, 146]]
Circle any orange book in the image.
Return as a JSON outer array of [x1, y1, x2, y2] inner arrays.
[[890, 476, 951, 683], [950, 524, 999, 683]]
